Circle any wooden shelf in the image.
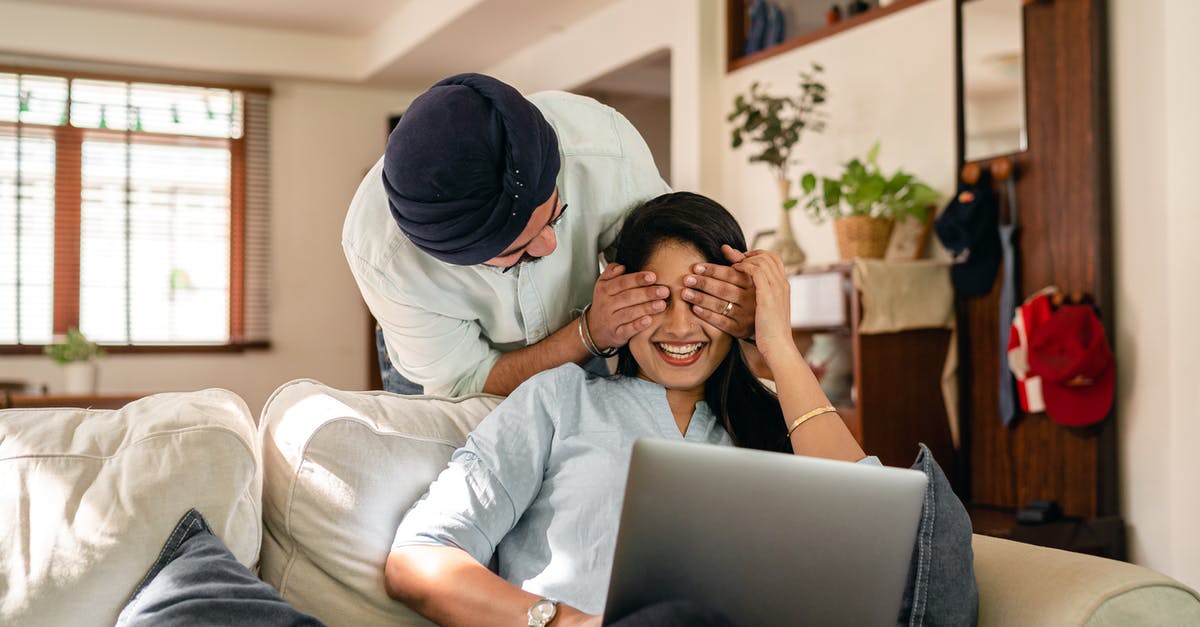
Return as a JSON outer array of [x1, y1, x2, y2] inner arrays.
[[726, 0, 934, 73], [1, 393, 143, 409]]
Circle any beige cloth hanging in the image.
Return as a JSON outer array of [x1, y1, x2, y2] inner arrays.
[[852, 259, 959, 447]]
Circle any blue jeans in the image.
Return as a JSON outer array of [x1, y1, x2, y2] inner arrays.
[[117, 509, 323, 627], [376, 325, 423, 394], [898, 443, 978, 626]]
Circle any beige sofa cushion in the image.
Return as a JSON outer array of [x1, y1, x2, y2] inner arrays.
[[973, 534, 1200, 626], [0, 389, 261, 627], [258, 379, 501, 626]]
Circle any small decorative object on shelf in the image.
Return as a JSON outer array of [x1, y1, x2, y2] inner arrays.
[[728, 62, 829, 267], [743, 0, 769, 56], [45, 327, 104, 395], [744, 1, 788, 58], [798, 141, 940, 260], [826, 4, 843, 26], [846, 0, 872, 16]]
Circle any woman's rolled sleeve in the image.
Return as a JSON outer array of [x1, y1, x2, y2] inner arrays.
[[392, 371, 561, 564], [392, 453, 517, 565]]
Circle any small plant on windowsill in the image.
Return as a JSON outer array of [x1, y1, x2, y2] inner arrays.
[[45, 327, 104, 364], [45, 327, 104, 395], [798, 141, 940, 260]]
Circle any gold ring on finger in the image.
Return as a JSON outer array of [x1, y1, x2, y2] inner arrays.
[[722, 300, 734, 317]]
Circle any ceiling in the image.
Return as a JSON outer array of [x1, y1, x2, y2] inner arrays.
[[13, 0, 403, 36], [5, 0, 625, 87]]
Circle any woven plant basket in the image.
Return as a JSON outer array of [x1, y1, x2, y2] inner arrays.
[[834, 216, 894, 260]]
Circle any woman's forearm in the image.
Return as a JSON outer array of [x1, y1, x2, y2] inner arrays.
[[766, 349, 865, 462], [386, 545, 597, 626]]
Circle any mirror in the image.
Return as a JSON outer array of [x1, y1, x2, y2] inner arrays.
[[961, 0, 1027, 161]]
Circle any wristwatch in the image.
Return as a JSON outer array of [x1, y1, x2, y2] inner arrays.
[[527, 597, 559, 626]]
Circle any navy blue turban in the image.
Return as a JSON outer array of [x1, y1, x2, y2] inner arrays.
[[382, 73, 561, 265]]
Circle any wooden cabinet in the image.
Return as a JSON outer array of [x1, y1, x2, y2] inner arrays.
[[785, 263, 958, 479]]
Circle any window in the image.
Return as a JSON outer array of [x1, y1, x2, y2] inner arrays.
[[0, 69, 269, 350]]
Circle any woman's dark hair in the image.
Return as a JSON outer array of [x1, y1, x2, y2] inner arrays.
[[613, 191, 790, 453]]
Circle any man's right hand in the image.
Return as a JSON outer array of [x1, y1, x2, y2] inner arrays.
[[585, 262, 668, 352]]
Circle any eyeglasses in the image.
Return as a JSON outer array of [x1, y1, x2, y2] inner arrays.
[[501, 202, 568, 274]]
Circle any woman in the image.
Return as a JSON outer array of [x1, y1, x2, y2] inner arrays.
[[385, 192, 975, 626]]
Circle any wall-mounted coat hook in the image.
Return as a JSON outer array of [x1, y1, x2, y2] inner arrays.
[[1050, 289, 1094, 310], [961, 156, 1015, 185]]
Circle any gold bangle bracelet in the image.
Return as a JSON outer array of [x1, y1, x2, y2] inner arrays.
[[787, 405, 838, 438]]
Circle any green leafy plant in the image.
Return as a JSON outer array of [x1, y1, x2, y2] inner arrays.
[[727, 62, 828, 208], [798, 141, 940, 223], [44, 327, 104, 365]]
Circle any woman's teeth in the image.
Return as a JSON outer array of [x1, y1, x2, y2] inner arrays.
[[657, 342, 703, 358]]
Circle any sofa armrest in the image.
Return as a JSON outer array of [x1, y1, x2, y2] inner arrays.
[[973, 534, 1200, 626]]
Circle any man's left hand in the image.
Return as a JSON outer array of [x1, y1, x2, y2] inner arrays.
[[681, 244, 757, 340]]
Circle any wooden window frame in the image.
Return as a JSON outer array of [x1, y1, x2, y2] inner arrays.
[[0, 67, 269, 354]]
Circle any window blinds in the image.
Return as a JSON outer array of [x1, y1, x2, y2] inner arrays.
[[0, 69, 269, 347]]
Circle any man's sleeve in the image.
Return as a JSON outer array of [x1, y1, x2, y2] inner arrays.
[[598, 110, 673, 256], [346, 251, 499, 397], [391, 371, 559, 563]]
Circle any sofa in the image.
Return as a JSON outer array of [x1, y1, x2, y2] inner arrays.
[[1, 379, 1197, 627]]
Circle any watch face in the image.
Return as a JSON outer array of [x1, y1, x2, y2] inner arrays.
[[530, 599, 557, 623]]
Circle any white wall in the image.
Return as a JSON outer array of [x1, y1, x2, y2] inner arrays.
[[580, 91, 672, 184], [484, 0, 723, 195], [0, 80, 416, 415], [1111, 0, 1200, 589], [718, 0, 957, 261], [1162, 0, 1200, 591]]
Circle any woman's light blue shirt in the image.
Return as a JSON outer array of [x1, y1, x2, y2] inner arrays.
[[393, 364, 731, 613]]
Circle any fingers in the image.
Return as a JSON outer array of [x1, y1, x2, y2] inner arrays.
[[590, 266, 667, 350], [682, 256, 756, 339], [690, 302, 746, 337], [733, 250, 787, 284], [721, 244, 747, 264], [599, 262, 626, 281], [733, 252, 793, 349], [609, 315, 654, 345], [609, 285, 668, 318], [687, 261, 753, 293], [680, 285, 736, 319], [597, 265, 656, 296]]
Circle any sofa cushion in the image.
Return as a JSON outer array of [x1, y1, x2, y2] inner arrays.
[[0, 389, 261, 627], [258, 379, 501, 626], [972, 534, 1200, 626]]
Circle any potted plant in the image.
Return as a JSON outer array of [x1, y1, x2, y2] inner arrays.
[[45, 327, 104, 394], [727, 62, 828, 266], [798, 141, 940, 260]]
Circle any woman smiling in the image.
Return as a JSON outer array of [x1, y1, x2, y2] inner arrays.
[[384, 192, 975, 626]]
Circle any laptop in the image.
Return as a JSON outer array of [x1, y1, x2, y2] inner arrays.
[[602, 439, 928, 626]]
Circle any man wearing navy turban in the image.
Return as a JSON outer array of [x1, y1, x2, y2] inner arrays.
[[344, 74, 756, 397]]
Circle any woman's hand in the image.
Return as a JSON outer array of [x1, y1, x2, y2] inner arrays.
[[732, 250, 799, 367], [682, 244, 757, 340]]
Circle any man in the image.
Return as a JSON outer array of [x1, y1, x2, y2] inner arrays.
[[343, 73, 755, 397]]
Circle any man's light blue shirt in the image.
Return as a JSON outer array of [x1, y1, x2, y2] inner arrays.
[[342, 92, 670, 397]]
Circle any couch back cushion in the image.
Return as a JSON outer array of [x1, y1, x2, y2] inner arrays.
[[258, 379, 501, 626], [0, 389, 261, 627]]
